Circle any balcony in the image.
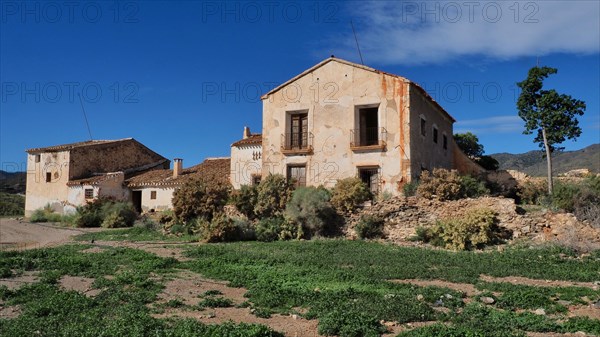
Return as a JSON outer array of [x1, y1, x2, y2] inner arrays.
[[281, 132, 314, 155], [350, 127, 387, 152]]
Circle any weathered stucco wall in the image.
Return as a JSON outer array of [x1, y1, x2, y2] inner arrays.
[[261, 60, 410, 195], [452, 141, 486, 176], [25, 151, 71, 216], [408, 84, 454, 179], [69, 140, 167, 180], [134, 187, 176, 212], [230, 145, 262, 189]]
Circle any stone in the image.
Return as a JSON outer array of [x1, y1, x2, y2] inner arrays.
[[480, 296, 495, 304], [533, 308, 546, 316], [416, 294, 424, 301], [521, 225, 531, 234]]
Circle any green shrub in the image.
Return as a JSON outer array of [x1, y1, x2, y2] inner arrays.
[[100, 202, 137, 228], [517, 180, 547, 205], [354, 215, 385, 239], [284, 186, 337, 239], [551, 181, 579, 212], [402, 180, 419, 197], [476, 155, 500, 171], [330, 177, 372, 213], [72, 198, 136, 228], [254, 174, 294, 218], [158, 210, 175, 225], [255, 217, 285, 242], [232, 184, 259, 219], [417, 168, 463, 201], [29, 205, 63, 223], [318, 309, 387, 337], [199, 297, 233, 308], [199, 215, 243, 242], [461, 175, 490, 198], [0, 192, 25, 216], [172, 178, 230, 223], [418, 208, 499, 250]]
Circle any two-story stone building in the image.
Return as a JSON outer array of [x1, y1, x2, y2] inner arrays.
[[256, 57, 475, 195], [25, 138, 169, 216]]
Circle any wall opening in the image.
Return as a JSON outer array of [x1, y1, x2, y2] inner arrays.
[[84, 189, 93, 199], [357, 107, 379, 146], [131, 191, 142, 213], [358, 166, 380, 194], [46, 172, 52, 183], [287, 165, 306, 187]]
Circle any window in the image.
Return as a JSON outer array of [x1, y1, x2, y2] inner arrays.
[[289, 113, 308, 149], [443, 134, 448, 150], [46, 172, 52, 182], [84, 189, 93, 199], [358, 167, 380, 194], [357, 107, 379, 146], [150, 191, 157, 200], [35, 154, 40, 163], [420, 117, 427, 136], [252, 175, 262, 186], [433, 127, 438, 144], [287, 165, 306, 187]]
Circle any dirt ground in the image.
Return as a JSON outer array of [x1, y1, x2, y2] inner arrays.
[[0, 218, 100, 250], [1, 218, 599, 337]]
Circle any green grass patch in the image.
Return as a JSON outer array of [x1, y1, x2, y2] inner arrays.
[[181, 240, 600, 337], [74, 227, 200, 242], [0, 244, 282, 337]]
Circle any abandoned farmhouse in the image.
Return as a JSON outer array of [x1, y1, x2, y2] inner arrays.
[[24, 57, 482, 216]]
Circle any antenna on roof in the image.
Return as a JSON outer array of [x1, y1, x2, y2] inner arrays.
[[350, 20, 364, 65], [77, 93, 94, 140]]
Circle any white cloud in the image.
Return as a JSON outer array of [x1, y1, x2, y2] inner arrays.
[[454, 115, 523, 134], [340, 1, 600, 65]]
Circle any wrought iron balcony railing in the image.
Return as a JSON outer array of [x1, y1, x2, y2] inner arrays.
[[281, 132, 314, 155], [350, 127, 387, 150]]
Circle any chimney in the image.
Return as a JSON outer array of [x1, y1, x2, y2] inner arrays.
[[173, 158, 183, 178], [243, 126, 251, 139]]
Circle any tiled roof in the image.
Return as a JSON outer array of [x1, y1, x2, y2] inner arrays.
[[126, 158, 231, 188], [26, 138, 134, 153], [231, 134, 262, 147], [66, 172, 124, 186]]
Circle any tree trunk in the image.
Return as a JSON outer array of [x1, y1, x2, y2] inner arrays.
[[541, 127, 553, 194]]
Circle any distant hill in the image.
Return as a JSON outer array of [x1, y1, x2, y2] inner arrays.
[[491, 144, 600, 176], [0, 170, 26, 194]]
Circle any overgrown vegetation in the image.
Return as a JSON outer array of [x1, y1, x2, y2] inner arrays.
[[182, 240, 600, 337], [254, 174, 294, 219], [0, 245, 283, 337], [330, 177, 372, 213], [29, 205, 64, 223], [517, 175, 600, 227], [354, 215, 385, 239], [172, 178, 230, 223], [417, 168, 491, 201], [415, 208, 503, 250], [73, 198, 137, 228], [284, 186, 339, 239], [0, 192, 24, 216]]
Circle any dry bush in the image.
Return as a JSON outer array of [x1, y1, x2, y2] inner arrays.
[[517, 180, 547, 205], [330, 177, 372, 213], [172, 178, 230, 223], [254, 174, 294, 218], [416, 169, 463, 201], [418, 208, 499, 251]]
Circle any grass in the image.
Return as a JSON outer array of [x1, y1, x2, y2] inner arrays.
[[182, 240, 600, 337], [74, 226, 200, 242], [0, 244, 283, 337], [2, 240, 600, 337]]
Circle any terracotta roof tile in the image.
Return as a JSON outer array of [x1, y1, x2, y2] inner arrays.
[[231, 134, 262, 147], [26, 138, 134, 153], [126, 158, 231, 188], [66, 172, 124, 186]]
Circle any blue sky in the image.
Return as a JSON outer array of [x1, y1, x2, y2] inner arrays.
[[1, 0, 599, 172]]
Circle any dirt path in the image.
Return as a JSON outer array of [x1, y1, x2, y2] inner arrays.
[[0, 218, 92, 250]]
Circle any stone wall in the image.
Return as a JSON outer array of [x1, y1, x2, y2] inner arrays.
[[346, 196, 600, 251]]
